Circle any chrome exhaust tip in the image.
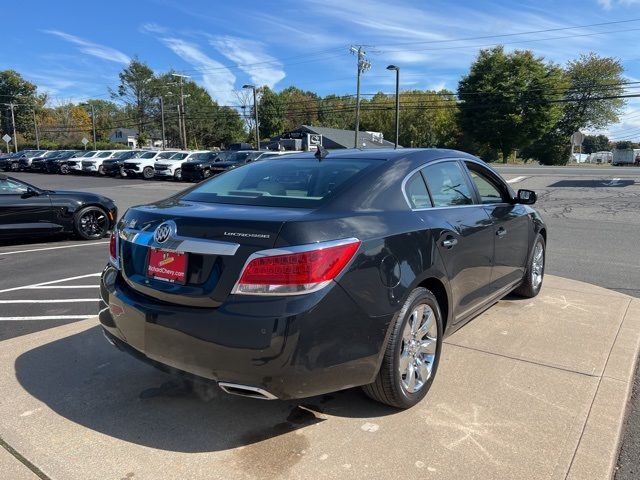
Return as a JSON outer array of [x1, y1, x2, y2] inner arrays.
[[218, 382, 278, 400]]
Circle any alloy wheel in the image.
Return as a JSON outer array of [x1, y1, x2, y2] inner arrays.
[[399, 304, 438, 394], [531, 241, 544, 288], [78, 208, 107, 238]]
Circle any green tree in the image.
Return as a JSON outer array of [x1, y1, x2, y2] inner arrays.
[[84, 99, 126, 142], [458, 46, 565, 162], [615, 140, 638, 149], [582, 134, 610, 154], [558, 53, 625, 135], [111, 58, 156, 134], [318, 95, 354, 130], [279, 86, 320, 131], [0, 70, 47, 139], [257, 86, 286, 140]]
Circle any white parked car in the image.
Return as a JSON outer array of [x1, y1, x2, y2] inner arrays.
[[121, 150, 180, 179], [153, 150, 210, 181], [66, 150, 100, 173], [81, 150, 120, 175]]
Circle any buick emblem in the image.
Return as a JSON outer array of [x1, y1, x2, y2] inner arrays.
[[154, 221, 174, 244]]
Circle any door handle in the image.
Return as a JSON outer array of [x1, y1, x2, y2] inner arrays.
[[441, 237, 458, 248], [496, 227, 507, 238]]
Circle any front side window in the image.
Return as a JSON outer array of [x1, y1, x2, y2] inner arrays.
[[422, 162, 473, 207], [467, 166, 507, 204], [404, 172, 432, 209], [0, 178, 28, 194], [183, 157, 382, 208]]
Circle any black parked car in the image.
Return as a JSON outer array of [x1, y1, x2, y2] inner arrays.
[[0, 150, 44, 172], [0, 174, 117, 240], [180, 151, 263, 182], [100, 149, 545, 408], [41, 150, 83, 173], [101, 150, 140, 176]]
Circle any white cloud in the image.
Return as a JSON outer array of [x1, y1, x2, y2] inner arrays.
[[597, 0, 640, 9], [44, 30, 130, 64], [209, 36, 286, 88], [160, 38, 237, 105]]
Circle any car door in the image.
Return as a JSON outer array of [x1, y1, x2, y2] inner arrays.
[[463, 161, 530, 291], [412, 160, 495, 322], [0, 178, 54, 237]]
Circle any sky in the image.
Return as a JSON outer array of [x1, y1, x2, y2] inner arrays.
[[4, 0, 640, 140]]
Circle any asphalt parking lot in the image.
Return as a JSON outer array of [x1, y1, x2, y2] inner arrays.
[[1, 165, 639, 479]]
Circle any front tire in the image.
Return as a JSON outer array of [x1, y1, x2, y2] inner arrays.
[[74, 206, 109, 240], [142, 166, 154, 179], [514, 234, 545, 298], [174, 168, 182, 181], [98, 165, 105, 175], [363, 287, 443, 409], [59, 164, 70, 175]]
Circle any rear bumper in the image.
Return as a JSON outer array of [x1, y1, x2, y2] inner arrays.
[[98, 265, 391, 399]]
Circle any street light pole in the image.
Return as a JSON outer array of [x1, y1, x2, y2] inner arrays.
[[159, 97, 166, 150], [243, 84, 259, 149], [386, 65, 400, 149], [32, 109, 40, 150], [9, 103, 17, 152]]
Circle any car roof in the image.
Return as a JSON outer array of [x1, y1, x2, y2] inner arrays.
[[273, 148, 479, 162]]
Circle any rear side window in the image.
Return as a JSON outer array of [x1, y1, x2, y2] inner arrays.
[[404, 172, 432, 209], [183, 157, 382, 208], [422, 162, 473, 207]]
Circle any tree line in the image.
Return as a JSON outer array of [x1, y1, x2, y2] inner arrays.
[[0, 47, 632, 163]]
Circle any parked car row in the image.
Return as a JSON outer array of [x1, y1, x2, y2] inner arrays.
[[0, 148, 295, 182]]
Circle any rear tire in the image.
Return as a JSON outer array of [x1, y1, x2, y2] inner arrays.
[[513, 234, 545, 298], [362, 287, 443, 409], [142, 166, 154, 179]]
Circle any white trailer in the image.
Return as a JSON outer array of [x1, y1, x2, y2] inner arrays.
[[612, 149, 640, 166]]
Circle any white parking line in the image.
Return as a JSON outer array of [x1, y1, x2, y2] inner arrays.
[[0, 273, 101, 294], [0, 242, 108, 256], [507, 176, 527, 184], [0, 299, 100, 304], [0, 315, 93, 321], [24, 285, 98, 289]]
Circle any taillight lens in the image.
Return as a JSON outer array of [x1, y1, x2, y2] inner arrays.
[[109, 231, 118, 266], [234, 238, 361, 295]]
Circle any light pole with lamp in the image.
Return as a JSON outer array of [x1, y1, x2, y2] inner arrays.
[[386, 65, 400, 149]]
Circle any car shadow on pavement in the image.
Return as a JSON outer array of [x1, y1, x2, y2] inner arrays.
[[14, 325, 398, 454]]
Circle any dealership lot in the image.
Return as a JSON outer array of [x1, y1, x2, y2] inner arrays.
[[1, 166, 639, 479]]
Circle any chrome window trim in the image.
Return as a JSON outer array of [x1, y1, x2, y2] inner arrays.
[[401, 157, 514, 211], [120, 226, 240, 256], [231, 237, 360, 296]]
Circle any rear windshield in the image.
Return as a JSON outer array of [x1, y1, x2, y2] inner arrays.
[[183, 157, 381, 208]]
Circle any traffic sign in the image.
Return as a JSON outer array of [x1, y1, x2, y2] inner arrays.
[[81, 137, 89, 145], [570, 131, 585, 146], [2, 134, 11, 143]]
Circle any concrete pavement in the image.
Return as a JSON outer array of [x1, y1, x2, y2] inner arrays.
[[0, 275, 638, 480]]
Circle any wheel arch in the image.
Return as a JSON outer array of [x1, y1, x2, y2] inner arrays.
[[417, 277, 450, 334]]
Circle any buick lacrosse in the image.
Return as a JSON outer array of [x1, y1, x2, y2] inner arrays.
[[99, 148, 545, 408]]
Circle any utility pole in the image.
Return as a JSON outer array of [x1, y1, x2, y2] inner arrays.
[[90, 104, 97, 149], [32, 109, 40, 150], [351, 46, 371, 148], [159, 97, 166, 150], [172, 74, 189, 150], [9, 103, 18, 152], [242, 84, 260, 149]]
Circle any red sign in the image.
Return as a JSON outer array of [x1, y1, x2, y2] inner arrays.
[[147, 248, 187, 284]]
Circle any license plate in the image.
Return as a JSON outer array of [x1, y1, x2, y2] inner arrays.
[[147, 248, 187, 284]]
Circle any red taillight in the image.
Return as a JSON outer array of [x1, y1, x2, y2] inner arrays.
[[109, 231, 117, 262], [235, 239, 361, 295]]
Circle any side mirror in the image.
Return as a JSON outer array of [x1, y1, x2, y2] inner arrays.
[[22, 187, 40, 198], [515, 189, 536, 205]]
